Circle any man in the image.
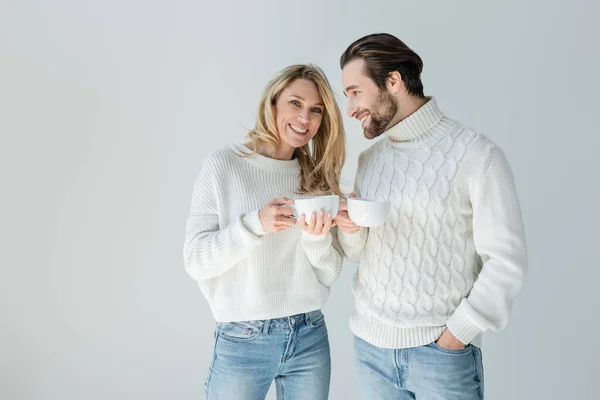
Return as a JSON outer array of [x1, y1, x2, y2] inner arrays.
[[335, 33, 527, 399]]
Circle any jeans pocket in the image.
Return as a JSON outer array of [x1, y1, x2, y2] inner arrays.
[[430, 341, 473, 355], [217, 320, 263, 342], [305, 310, 326, 328]]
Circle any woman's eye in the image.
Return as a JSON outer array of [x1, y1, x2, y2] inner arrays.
[[290, 100, 301, 107], [312, 108, 323, 114]]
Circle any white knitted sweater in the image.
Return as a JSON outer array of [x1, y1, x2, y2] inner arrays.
[[184, 144, 343, 322], [339, 98, 527, 348]]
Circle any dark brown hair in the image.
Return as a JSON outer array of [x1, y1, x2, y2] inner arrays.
[[340, 33, 425, 98]]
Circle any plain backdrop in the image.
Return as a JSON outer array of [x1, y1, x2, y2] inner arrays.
[[2, 0, 598, 399]]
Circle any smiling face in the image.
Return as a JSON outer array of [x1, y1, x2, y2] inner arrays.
[[273, 78, 324, 154], [342, 58, 398, 139]]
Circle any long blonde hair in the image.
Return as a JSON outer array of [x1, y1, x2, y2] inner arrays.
[[245, 64, 346, 197]]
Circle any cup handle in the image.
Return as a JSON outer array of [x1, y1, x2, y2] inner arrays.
[[288, 204, 298, 219]]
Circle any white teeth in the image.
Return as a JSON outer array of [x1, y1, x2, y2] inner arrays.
[[290, 124, 308, 133], [360, 115, 368, 123]]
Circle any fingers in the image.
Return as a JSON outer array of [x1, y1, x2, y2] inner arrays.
[[338, 219, 360, 230], [299, 214, 309, 233], [311, 211, 324, 235], [340, 226, 360, 234], [273, 222, 296, 233], [299, 214, 307, 228], [299, 212, 317, 235], [336, 221, 358, 231], [339, 193, 356, 211], [276, 205, 295, 217], [321, 212, 333, 235], [336, 219, 354, 228], [274, 225, 294, 232], [338, 200, 348, 212], [268, 206, 339, 236], [317, 211, 324, 228], [308, 212, 317, 234], [300, 211, 333, 236], [275, 215, 297, 227], [335, 211, 360, 234], [335, 211, 353, 225], [270, 197, 294, 206]]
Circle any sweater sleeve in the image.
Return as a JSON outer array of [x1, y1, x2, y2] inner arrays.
[[183, 155, 267, 280], [337, 228, 368, 262], [300, 227, 344, 287], [445, 146, 528, 344], [337, 151, 369, 261]]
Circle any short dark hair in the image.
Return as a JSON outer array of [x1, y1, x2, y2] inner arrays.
[[340, 33, 425, 98]]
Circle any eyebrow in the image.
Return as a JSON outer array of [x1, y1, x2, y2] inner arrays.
[[343, 85, 359, 97], [289, 94, 324, 107]]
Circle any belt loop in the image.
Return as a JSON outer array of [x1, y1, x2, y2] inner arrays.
[[262, 319, 271, 334]]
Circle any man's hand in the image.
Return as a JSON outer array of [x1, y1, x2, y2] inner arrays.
[[435, 328, 466, 350], [335, 193, 360, 234]]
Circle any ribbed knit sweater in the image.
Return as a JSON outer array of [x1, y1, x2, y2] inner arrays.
[[184, 143, 343, 322]]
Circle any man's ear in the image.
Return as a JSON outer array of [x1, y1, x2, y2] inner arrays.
[[386, 71, 403, 94]]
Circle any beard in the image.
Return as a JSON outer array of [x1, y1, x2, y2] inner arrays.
[[364, 90, 398, 139]]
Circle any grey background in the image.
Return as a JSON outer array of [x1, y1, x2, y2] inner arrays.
[[2, 0, 598, 399]]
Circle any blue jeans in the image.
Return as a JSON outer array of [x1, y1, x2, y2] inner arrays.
[[205, 310, 330, 400], [354, 335, 484, 400]]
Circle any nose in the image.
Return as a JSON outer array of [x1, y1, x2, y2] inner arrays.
[[347, 99, 358, 118], [298, 108, 310, 123]]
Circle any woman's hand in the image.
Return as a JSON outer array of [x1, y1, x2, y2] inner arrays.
[[299, 210, 335, 236], [258, 198, 297, 233]]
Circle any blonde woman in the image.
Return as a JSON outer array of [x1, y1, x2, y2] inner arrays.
[[184, 64, 346, 400]]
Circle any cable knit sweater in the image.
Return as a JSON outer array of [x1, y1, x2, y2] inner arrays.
[[184, 143, 343, 322], [338, 98, 527, 349]]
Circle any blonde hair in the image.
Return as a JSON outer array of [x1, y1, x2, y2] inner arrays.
[[244, 64, 346, 197]]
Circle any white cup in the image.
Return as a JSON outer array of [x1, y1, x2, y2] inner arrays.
[[292, 195, 339, 222], [347, 198, 391, 227]]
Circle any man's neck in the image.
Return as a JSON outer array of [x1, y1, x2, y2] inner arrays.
[[386, 95, 429, 130]]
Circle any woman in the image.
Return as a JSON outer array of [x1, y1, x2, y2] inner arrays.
[[183, 64, 346, 399]]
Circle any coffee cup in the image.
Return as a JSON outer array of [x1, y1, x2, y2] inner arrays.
[[347, 198, 391, 227], [292, 195, 339, 222]]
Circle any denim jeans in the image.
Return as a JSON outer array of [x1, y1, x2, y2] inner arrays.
[[354, 335, 484, 400], [205, 310, 330, 400]]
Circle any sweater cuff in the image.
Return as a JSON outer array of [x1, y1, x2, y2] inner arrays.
[[241, 210, 267, 237], [301, 230, 330, 242], [445, 300, 484, 345], [338, 227, 367, 245]]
